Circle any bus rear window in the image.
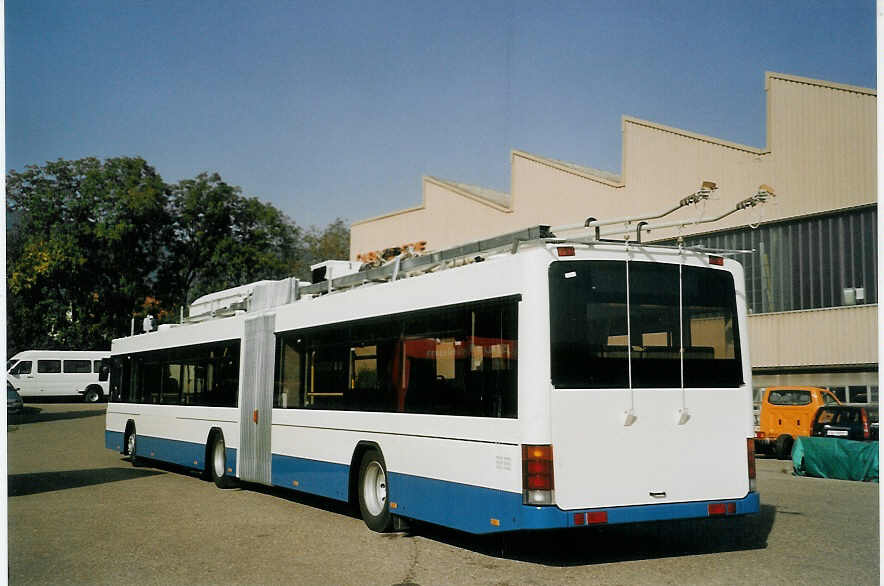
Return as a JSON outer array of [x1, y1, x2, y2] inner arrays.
[[549, 260, 743, 389]]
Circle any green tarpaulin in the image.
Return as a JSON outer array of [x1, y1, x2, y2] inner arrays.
[[792, 436, 878, 482]]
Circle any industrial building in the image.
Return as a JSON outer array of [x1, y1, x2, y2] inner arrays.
[[350, 72, 877, 404]]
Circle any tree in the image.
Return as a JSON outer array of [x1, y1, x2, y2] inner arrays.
[[7, 157, 349, 355], [298, 218, 351, 280], [7, 157, 171, 353], [162, 172, 304, 307]]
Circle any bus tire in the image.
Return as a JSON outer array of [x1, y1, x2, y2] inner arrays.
[[358, 449, 393, 532], [125, 426, 139, 467], [775, 435, 793, 460], [209, 433, 236, 489], [83, 385, 102, 403]]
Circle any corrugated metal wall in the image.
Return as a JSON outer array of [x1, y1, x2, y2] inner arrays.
[[674, 206, 877, 314], [747, 304, 877, 368]]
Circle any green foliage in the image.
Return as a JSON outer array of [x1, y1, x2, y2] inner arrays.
[[298, 218, 351, 280], [7, 157, 170, 353], [162, 172, 303, 305], [7, 157, 349, 356]]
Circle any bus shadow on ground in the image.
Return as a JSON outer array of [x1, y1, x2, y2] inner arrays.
[[408, 504, 776, 566], [245, 476, 776, 566], [8, 407, 106, 425], [122, 460, 361, 521], [8, 467, 165, 497], [248, 482, 360, 518], [102, 458, 776, 567]]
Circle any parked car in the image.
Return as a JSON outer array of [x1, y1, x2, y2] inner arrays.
[[7, 381, 23, 414], [755, 386, 841, 459], [811, 405, 878, 441]]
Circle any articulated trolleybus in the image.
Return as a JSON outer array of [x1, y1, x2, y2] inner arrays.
[[106, 182, 771, 534]]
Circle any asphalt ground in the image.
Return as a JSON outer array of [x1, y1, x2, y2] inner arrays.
[[6, 402, 880, 585]]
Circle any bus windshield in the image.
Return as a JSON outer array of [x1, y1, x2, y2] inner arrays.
[[549, 260, 743, 389]]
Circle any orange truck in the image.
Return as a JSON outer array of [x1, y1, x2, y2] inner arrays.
[[754, 386, 841, 459]]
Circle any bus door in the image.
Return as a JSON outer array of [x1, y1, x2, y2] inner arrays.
[[238, 313, 275, 485]]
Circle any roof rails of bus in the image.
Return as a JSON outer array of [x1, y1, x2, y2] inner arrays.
[[296, 224, 555, 298]]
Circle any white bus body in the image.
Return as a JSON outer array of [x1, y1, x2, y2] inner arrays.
[[105, 240, 759, 534], [8, 350, 110, 402]]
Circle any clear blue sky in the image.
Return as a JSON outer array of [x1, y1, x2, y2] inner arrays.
[[6, 1, 876, 229]]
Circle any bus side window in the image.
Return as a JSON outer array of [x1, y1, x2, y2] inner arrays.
[[275, 336, 303, 409], [308, 346, 349, 409]]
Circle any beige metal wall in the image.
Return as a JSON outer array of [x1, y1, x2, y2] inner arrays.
[[350, 177, 515, 258], [747, 304, 878, 369]]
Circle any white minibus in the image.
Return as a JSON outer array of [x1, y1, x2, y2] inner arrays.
[[8, 350, 110, 402]]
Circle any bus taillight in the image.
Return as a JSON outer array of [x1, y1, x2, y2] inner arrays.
[[747, 438, 757, 492], [861, 409, 870, 440], [522, 444, 555, 505]]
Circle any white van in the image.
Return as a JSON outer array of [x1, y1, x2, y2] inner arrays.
[[7, 350, 110, 403]]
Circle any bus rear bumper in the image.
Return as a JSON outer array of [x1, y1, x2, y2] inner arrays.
[[520, 491, 761, 530]]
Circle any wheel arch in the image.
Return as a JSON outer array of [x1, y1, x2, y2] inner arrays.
[[349, 440, 383, 506], [84, 384, 103, 401], [204, 426, 226, 468]]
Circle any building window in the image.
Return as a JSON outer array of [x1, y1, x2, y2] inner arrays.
[[848, 385, 868, 403], [829, 386, 847, 403]]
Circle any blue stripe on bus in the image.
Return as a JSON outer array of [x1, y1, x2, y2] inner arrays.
[[387, 471, 760, 533], [106, 432, 237, 476], [103, 434, 760, 533], [388, 472, 522, 533], [271, 454, 350, 501], [106, 430, 124, 452], [136, 435, 206, 470]]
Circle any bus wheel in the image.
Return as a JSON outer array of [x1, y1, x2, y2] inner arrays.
[[209, 433, 235, 489], [775, 435, 793, 460], [358, 449, 393, 532], [83, 386, 102, 403], [125, 427, 139, 466]]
